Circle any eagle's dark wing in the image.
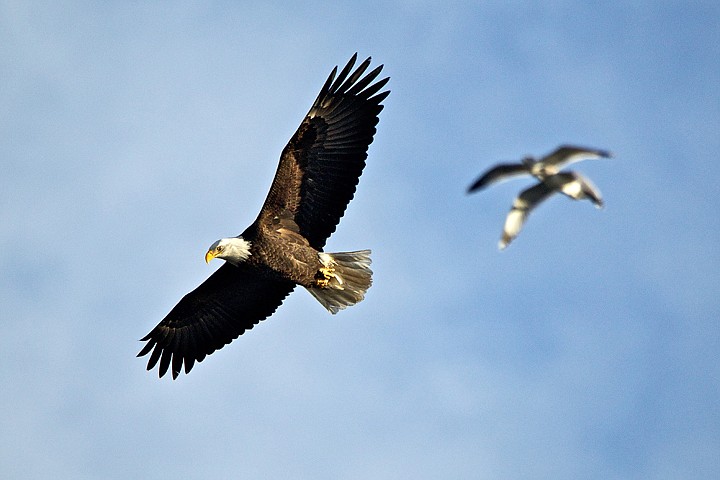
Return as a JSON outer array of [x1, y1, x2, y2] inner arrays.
[[258, 54, 390, 249], [467, 163, 531, 192], [541, 145, 613, 170], [138, 264, 295, 379]]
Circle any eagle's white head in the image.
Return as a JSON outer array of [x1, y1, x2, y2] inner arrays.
[[205, 237, 252, 266]]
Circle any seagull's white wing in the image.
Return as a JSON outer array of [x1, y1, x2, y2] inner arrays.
[[540, 145, 612, 171], [499, 181, 556, 249], [546, 172, 604, 208]]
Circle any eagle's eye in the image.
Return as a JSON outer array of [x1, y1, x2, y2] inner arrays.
[[216, 245, 224, 252]]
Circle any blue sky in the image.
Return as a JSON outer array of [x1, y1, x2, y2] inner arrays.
[[2, 1, 718, 478]]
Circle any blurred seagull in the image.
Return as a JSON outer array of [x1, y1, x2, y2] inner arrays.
[[467, 145, 611, 191], [468, 145, 612, 249], [498, 172, 604, 249]]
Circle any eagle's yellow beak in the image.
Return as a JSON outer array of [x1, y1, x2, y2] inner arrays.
[[205, 250, 217, 264]]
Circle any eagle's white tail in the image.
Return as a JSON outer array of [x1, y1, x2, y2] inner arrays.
[[307, 250, 372, 314]]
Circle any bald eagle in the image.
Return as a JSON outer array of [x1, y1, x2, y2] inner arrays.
[[138, 55, 389, 379], [467, 145, 611, 249]]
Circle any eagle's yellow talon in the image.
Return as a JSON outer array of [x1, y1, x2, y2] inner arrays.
[[315, 267, 335, 287]]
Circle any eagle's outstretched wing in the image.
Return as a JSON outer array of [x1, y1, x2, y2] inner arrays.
[[258, 54, 390, 249], [138, 263, 295, 379]]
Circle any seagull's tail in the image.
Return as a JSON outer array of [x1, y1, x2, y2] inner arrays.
[[306, 250, 372, 314]]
